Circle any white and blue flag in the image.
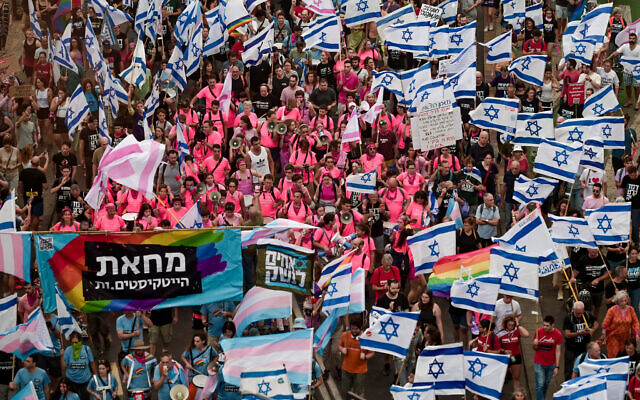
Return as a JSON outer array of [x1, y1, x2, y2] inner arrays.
[[448, 21, 476, 55], [446, 42, 476, 76], [400, 63, 432, 106], [415, 343, 465, 395], [555, 117, 591, 145], [322, 267, 352, 313], [372, 70, 403, 99], [539, 243, 572, 277], [489, 247, 540, 300], [166, 47, 187, 91], [513, 111, 554, 146], [568, 37, 597, 66], [549, 215, 597, 249], [585, 202, 631, 245], [344, 0, 381, 27], [27, 0, 42, 39], [482, 30, 512, 64], [450, 275, 501, 314], [359, 310, 419, 358], [426, 24, 449, 59], [438, 0, 458, 24], [120, 39, 147, 88], [0, 191, 15, 232], [410, 80, 447, 114], [65, 85, 90, 139], [97, 101, 110, 144], [346, 170, 377, 194], [503, 0, 525, 31], [583, 85, 621, 117], [144, 81, 160, 125], [176, 203, 203, 229], [134, 0, 149, 38], [54, 286, 81, 339], [578, 356, 629, 400], [245, 0, 267, 13], [54, 23, 78, 73], [240, 365, 293, 400], [562, 19, 580, 57], [184, 14, 203, 77], [469, 97, 519, 139], [554, 376, 607, 400], [84, 19, 107, 79], [463, 351, 510, 400], [513, 175, 559, 205], [445, 66, 476, 99], [385, 20, 434, 54], [175, 0, 202, 47], [593, 116, 625, 149], [203, 7, 226, 56], [102, 70, 128, 119], [620, 56, 640, 80], [390, 385, 435, 400], [580, 137, 605, 173], [376, 4, 416, 40], [407, 221, 456, 275], [573, 3, 613, 43], [508, 55, 547, 86], [243, 22, 274, 65], [0, 294, 16, 333], [175, 122, 190, 166], [533, 139, 583, 183], [525, 2, 543, 29], [302, 16, 338, 52], [493, 208, 556, 259], [89, 0, 132, 26]]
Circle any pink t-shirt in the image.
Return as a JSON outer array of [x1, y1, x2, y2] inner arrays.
[[169, 207, 188, 228], [582, 195, 609, 211], [285, 202, 309, 223], [276, 107, 301, 121], [361, 153, 385, 176], [380, 187, 407, 223], [397, 172, 425, 196], [405, 201, 428, 229], [203, 156, 231, 184], [233, 112, 258, 128], [258, 188, 281, 218], [260, 124, 279, 149], [313, 227, 335, 248], [96, 215, 126, 231], [289, 150, 317, 182], [337, 71, 359, 104], [196, 84, 223, 110], [17, 294, 39, 322]]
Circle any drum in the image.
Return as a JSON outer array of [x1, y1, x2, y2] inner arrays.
[[122, 212, 137, 222], [192, 375, 208, 389]]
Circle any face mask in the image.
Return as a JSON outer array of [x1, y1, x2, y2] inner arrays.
[[72, 342, 82, 360]]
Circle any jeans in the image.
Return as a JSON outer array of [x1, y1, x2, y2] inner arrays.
[[632, 209, 640, 244], [535, 363, 555, 400]]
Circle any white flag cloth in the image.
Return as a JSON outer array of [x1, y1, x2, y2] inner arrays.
[[184, 18, 203, 77], [410, 79, 445, 114], [450, 275, 501, 314], [469, 97, 519, 139], [400, 63, 432, 107], [585, 202, 631, 245], [568, 37, 597, 66], [616, 18, 640, 47], [53, 23, 78, 73], [245, 0, 267, 13], [302, 16, 339, 52], [54, 287, 81, 339], [463, 351, 510, 400], [175, 203, 203, 229], [578, 356, 629, 400], [533, 139, 583, 183], [322, 267, 352, 314], [361, 88, 384, 124], [489, 247, 540, 300], [438, 0, 458, 24], [445, 67, 476, 99], [0, 192, 15, 232], [359, 310, 419, 358], [120, 39, 147, 88], [0, 294, 16, 333], [345, 170, 376, 194], [448, 21, 476, 55], [525, 2, 543, 29], [555, 117, 594, 145], [583, 85, 621, 117], [344, 0, 381, 27], [27, 0, 42, 38], [372, 70, 403, 99], [482, 30, 512, 64], [407, 221, 456, 275], [554, 375, 607, 400], [243, 21, 275, 65], [513, 175, 559, 205], [376, 5, 416, 41], [508, 55, 547, 86], [414, 343, 465, 395], [384, 20, 433, 54], [426, 25, 450, 59], [493, 208, 556, 259], [513, 111, 554, 146], [390, 385, 435, 400], [539, 243, 572, 277], [65, 84, 90, 138], [573, 3, 613, 43], [446, 42, 476, 76], [549, 215, 598, 249], [580, 137, 605, 173], [593, 116, 625, 149], [218, 69, 233, 115], [341, 108, 361, 143], [239, 365, 293, 398], [88, 0, 132, 25], [503, 0, 525, 31], [166, 47, 187, 91], [97, 101, 110, 144]]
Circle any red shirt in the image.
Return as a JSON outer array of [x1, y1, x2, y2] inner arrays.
[[629, 376, 640, 400], [497, 328, 522, 356], [534, 328, 563, 366], [370, 266, 400, 301], [476, 332, 500, 353]]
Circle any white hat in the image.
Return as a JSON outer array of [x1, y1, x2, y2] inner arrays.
[[348, 102, 357, 109], [512, 145, 524, 152]]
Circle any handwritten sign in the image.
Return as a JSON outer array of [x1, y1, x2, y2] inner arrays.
[[410, 100, 458, 152], [567, 83, 585, 106], [419, 4, 442, 22], [9, 85, 34, 98]]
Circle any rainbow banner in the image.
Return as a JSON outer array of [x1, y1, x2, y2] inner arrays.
[[428, 245, 494, 296], [35, 230, 243, 313]]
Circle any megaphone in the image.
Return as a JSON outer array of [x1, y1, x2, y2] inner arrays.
[[196, 182, 207, 195], [230, 137, 242, 150], [340, 212, 353, 225], [210, 191, 221, 202], [275, 123, 288, 135], [319, 135, 330, 146], [169, 385, 189, 400], [267, 121, 277, 133], [331, 231, 353, 249]]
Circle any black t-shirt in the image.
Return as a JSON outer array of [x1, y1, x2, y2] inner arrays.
[[52, 177, 77, 212], [150, 308, 173, 326], [574, 254, 608, 292], [69, 192, 87, 223], [387, 49, 413, 70], [271, 76, 289, 103], [52, 152, 78, 178], [558, 101, 583, 120], [249, 61, 271, 92], [520, 98, 539, 113], [0, 352, 11, 384], [605, 280, 628, 308], [253, 95, 275, 118], [476, 82, 490, 103], [562, 311, 595, 352], [80, 128, 99, 157], [490, 74, 513, 98], [622, 174, 640, 209], [19, 168, 47, 203], [309, 88, 337, 108], [358, 199, 387, 237], [456, 229, 480, 254], [628, 260, 640, 290], [103, 50, 122, 74], [503, 171, 519, 203], [620, 351, 640, 376], [316, 61, 336, 87], [231, 76, 246, 100], [543, 18, 558, 44], [376, 293, 410, 312]]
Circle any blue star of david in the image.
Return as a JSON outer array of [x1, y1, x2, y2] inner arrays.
[[356, 0, 369, 12], [381, 75, 393, 86], [580, 23, 589, 39], [326, 282, 338, 296], [515, 245, 527, 252], [320, 32, 327, 42], [192, 46, 201, 59], [574, 43, 587, 55], [595, 367, 610, 374], [257, 380, 272, 396], [401, 28, 413, 43], [526, 120, 542, 136], [634, 65, 640, 75], [521, 57, 531, 70], [509, 0, 515, 8], [191, 220, 203, 229], [466, 281, 480, 298], [567, 127, 583, 143], [429, 37, 436, 49], [568, 224, 580, 238], [526, 183, 539, 198], [503, 262, 520, 282], [601, 124, 612, 138], [592, 103, 605, 115], [428, 241, 440, 257], [104, 87, 114, 98], [361, 172, 373, 183], [408, 81, 416, 94], [583, 147, 597, 159], [450, 76, 460, 88], [85, 35, 95, 48], [483, 105, 500, 121], [428, 358, 445, 379], [378, 317, 400, 341], [175, 59, 184, 70], [407, 393, 421, 400], [596, 214, 613, 234], [467, 357, 488, 379], [66, 108, 75, 121], [553, 150, 569, 167], [450, 34, 463, 46], [394, 18, 405, 25], [421, 90, 430, 102]]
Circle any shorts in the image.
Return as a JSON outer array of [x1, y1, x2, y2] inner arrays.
[[32, 201, 44, 217], [449, 311, 468, 328], [37, 107, 49, 120], [373, 235, 385, 251], [341, 370, 366, 395], [555, 5, 568, 19], [509, 353, 523, 365], [149, 323, 173, 344], [623, 72, 640, 88]]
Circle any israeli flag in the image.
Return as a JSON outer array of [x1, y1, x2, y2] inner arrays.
[[65, 85, 90, 139], [410, 79, 445, 113], [166, 47, 187, 91], [407, 221, 456, 275], [593, 116, 625, 149], [448, 21, 476, 55], [390, 385, 434, 400], [204, 15, 226, 56], [493, 208, 556, 259], [344, 0, 381, 27], [144, 0, 163, 41], [577, 356, 629, 400], [0, 294, 16, 333], [562, 19, 580, 57], [503, 0, 525, 31], [555, 117, 592, 145], [580, 137, 605, 173], [185, 18, 203, 77], [508, 55, 546, 86], [84, 20, 107, 79], [573, 3, 613, 43], [376, 4, 416, 41], [400, 63, 432, 106], [175, 122, 190, 166], [554, 376, 607, 400], [513, 175, 558, 205], [414, 343, 465, 395], [55, 286, 81, 339], [176, 203, 203, 229], [464, 351, 510, 400], [89, 0, 132, 26], [0, 191, 16, 231], [27, 0, 42, 39], [469, 97, 519, 139], [97, 101, 110, 144], [305, 0, 334, 15], [585, 202, 631, 245], [174, 0, 201, 47], [620, 56, 640, 80], [445, 66, 476, 99], [240, 365, 293, 399], [568, 37, 597, 66], [303, 16, 338, 52], [482, 31, 512, 64], [244, 21, 275, 65], [533, 139, 583, 183], [525, 2, 543, 29], [427, 25, 450, 59], [54, 23, 78, 73], [549, 215, 597, 249], [438, 0, 458, 25], [372, 70, 403, 99], [447, 42, 476, 76], [385, 20, 434, 53], [322, 267, 352, 313], [345, 170, 377, 194], [359, 310, 419, 358], [144, 82, 160, 125], [450, 275, 501, 314], [539, 243, 572, 277], [489, 247, 540, 300], [120, 39, 146, 88], [245, 0, 267, 13], [134, 0, 149, 37], [102, 70, 128, 118], [513, 111, 554, 146], [583, 85, 621, 117]]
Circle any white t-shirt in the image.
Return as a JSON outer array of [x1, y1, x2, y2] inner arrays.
[[597, 67, 620, 89], [617, 43, 640, 58], [580, 168, 607, 198], [493, 298, 522, 333], [578, 72, 602, 93]]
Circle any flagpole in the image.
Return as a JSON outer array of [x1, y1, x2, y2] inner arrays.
[[559, 264, 590, 329], [152, 193, 184, 226], [597, 246, 617, 291]]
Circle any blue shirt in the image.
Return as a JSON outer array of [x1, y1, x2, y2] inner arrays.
[[200, 301, 235, 338], [15, 367, 51, 400], [84, 91, 99, 112], [123, 354, 157, 390], [183, 346, 217, 379], [152, 363, 187, 400], [87, 374, 119, 400], [216, 371, 241, 400], [64, 345, 94, 384], [116, 314, 144, 352], [58, 392, 81, 400], [475, 203, 500, 239]]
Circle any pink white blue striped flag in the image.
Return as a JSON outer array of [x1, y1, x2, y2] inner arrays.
[[0, 309, 53, 360], [220, 329, 313, 387], [341, 108, 360, 143], [361, 89, 384, 124], [233, 286, 292, 335], [218, 69, 233, 115], [11, 381, 38, 400], [0, 233, 31, 282], [197, 374, 218, 400]]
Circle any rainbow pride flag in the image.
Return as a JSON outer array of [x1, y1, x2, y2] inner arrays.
[[51, 0, 81, 34], [35, 230, 243, 313], [428, 245, 495, 296]]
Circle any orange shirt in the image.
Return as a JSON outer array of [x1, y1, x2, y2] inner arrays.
[[339, 331, 369, 374]]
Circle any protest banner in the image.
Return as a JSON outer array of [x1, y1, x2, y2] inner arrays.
[[411, 99, 460, 152], [256, 238, 314, 295], [568, 83, 585, 105], [418, 4, 442, 22], [9, 85, 35, 98]]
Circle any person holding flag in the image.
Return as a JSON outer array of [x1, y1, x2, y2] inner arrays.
[[11, 356, 51, 400]]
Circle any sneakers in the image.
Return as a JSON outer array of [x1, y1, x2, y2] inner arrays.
[[557, 288, 564, 301], [484, 26, 489, 32], [489, 24, 494, 31]]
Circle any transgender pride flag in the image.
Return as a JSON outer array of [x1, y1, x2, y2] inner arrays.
[[220, 328, 313, 387], [0, 233, 31, 282], [0, 309, 53, 360], [11, 381, 38, 400], [233, 286, 292, 336]]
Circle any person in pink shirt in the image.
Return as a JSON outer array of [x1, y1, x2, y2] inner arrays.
[[279, 190, 312, 223], [404, 190, 432, 229], [397, 161, 425, 197], [202, 144, 231, 184], [337, 60, 359, 110], [233, 101, 258, 128], [431, 146, 461, 173], [137, 204, 158, 230], [289, 139, 317, 186], [310, 106, 335, 133], [152, 185, 172, 221], [582, 182, 610, 211], [313, 213, 337, 254], [191, 77, 222, 111], [121, 188, 146, 215], [181, 177, 198, 209], [335, 201, 362, 237], [259, 111, 281, 156], [276, 99, 302, 121], [258, 174, 282, 222], [216, 202, 244, 226], [224, 178, 246, 214], [168, 198, 189, 228], [350, 238, 371, 271], [360, 144, 385, 177], [380, 178, 408, 223], [201, 100, 227, 135], [17, 283, 40, 323], [317, 156, 344, 184], [203, 121, 224, 149], [95, 203, 126, 232], [52, 207, 80, 232]]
